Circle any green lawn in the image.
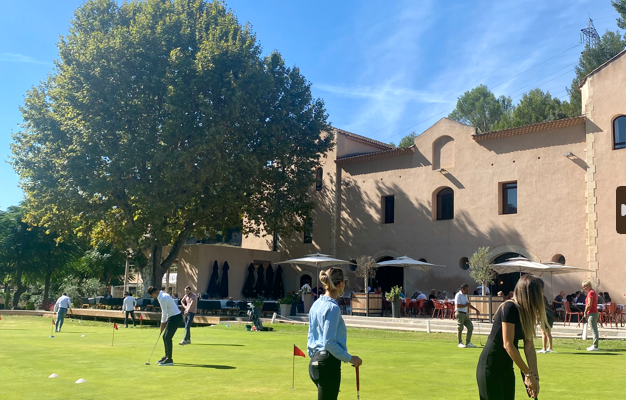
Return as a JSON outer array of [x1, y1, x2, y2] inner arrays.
[[1, 315, 625, 399]]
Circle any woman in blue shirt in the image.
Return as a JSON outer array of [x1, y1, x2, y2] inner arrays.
[[308, 267, 363, 400]]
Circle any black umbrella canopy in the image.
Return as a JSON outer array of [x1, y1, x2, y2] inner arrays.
[[273, 265, 285, 300], [207, 260, 219, 298], [242, 263, 255, 298], [219, 261, 230, 298], [264, 264, 274, 298], [255, 264, 265, 298]]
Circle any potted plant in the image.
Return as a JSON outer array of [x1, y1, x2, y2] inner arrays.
[[386, 285, 403, 318], [301, 284, 313, 313], [278, 294, 294, 317]]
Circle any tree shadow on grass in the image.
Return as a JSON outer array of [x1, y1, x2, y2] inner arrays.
[[174, 363, 236, 369]]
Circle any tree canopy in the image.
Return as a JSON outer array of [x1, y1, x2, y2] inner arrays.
[[566, 30, 626, 113], [11, 0, 332, 289], [448, 85, 513, 134], [613, 0, 626, 29]]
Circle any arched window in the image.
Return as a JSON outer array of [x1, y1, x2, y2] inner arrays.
[[433, 136, 455, 170], [551, 254, 566, 265], [315, 168, 323, 190], [459, 257, 470, 270], [614, 116, 626, 150], [436, 188, 454, 220]]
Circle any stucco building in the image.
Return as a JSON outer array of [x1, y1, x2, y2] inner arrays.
[[241, 49, 626, 300]]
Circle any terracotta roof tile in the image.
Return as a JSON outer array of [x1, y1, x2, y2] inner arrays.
[[335, 145, 415, 165], [472, 116, 586, 142]]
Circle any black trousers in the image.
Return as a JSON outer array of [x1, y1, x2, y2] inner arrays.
[[163, 313, 183, 360], [309, 351, 341, 400], [476, 341, 516, 400], [125, 311, 135, 327]]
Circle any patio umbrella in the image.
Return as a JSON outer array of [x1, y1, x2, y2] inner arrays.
[[219, 261, 230, 298], [242, 263, 255, 298], [207, 261, 219, 298], [281, 253, 356, 291], [255, 263, 265, 298], [264, 264, 275, 298], [491, 257, 589, 298], [376, 256, 446, 296], [273, 265, 285, 299]]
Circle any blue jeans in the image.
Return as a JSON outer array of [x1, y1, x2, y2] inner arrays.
[[56, 308, 68, 332], [184, 312, 195, 342]]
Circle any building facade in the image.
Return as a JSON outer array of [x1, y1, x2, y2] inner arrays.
[[242, 50, 626, 300]]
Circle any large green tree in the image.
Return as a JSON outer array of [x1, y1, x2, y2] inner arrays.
[[448, 85, 513, 134], [613, 0, 626, 29], [566, 30, 626, 114], [11, 0, 332, 290], [493, 89, 568, 130]]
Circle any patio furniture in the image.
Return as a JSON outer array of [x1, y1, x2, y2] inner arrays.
[[197, 300, 221, 315], [261, 302, 279, 317], [432, 300, 446, 319], [81, 297, 90, 309], [563, 301, 583, 326]]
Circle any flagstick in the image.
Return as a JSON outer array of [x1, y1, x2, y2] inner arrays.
[[291, 348, 295, 390], [112, 325, 115, 346], [50, 317, 55, 337]]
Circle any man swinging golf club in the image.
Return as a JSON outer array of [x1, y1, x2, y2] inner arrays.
[[147, 286, 183, 366], [53, 292, 72, 333]]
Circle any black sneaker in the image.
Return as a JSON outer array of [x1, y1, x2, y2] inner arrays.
[[157, 356, 168, 364], [159, 358, 173, 366]]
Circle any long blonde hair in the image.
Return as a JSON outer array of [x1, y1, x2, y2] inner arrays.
[[505, 274, 548, 339], [319, 268, 345, 293]]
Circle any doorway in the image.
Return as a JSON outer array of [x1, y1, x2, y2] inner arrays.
[[373, 260, 404, 294]]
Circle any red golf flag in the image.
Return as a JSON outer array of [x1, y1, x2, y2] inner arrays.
[[114, 323, 118, 330], [0, 315, 2, 320], [52, 319, 55, 325], [139, 314, 143, 320], [294, 345, 306, 358]]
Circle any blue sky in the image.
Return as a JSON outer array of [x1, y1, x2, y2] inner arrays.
[[0, 0, 622, 209]]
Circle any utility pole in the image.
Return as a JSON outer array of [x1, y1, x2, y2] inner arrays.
[[580, 17, 600, 48]]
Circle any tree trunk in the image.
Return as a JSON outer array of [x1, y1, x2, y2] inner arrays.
[[365, 275, 369, 317], [12, 260, 24, 309], [43, 270, 52, 306], [144, 227, 190, 295], [272, 231, 279, 252]]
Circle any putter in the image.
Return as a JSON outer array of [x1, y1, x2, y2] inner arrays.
[[478, 320, 483, 347], [145, 331, 163, 365], [355, 365, 360, 400]]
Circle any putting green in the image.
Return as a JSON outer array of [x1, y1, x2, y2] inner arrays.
[[1, 315, 625, 399]]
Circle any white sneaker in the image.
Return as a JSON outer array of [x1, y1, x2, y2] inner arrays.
[[547, 349, 556, 353], [179, 340, 186, 345], [587, 346, 599, 351], [465, 342, 477, 348], [537, 349, 547, 353], [458, 343, 466, 348]]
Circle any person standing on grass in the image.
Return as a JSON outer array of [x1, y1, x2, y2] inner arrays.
[[308, 267, 362, 400], [582, 279, 599, 351], [455, 283, 479, 348], [122, 291, 137, 328], [476, 275, 547, 400], [147, 286, 183, 366], [179, 286, 197, 345], [53, 292, 72, 332], [538, 295, 556, 354]]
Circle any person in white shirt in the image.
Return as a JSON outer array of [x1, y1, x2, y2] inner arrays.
[[53, 293, 72, 332], [122, 291, 137, 328], [147, 286, 183, 366], [476, 286, 491, 296], [455, 283, 479, 348]]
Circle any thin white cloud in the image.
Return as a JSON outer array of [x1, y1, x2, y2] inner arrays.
[[0, 52, 51, 65], [315, 83, 449, 104]]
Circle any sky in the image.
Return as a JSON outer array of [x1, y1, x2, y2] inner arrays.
[[0, 0, 622, 210]]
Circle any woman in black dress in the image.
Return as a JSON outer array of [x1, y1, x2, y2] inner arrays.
[[476, 275, 548, 399]]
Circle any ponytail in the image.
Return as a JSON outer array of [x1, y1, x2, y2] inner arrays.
[[319, 267, 345, 292]]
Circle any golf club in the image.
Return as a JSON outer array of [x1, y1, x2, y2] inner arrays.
[[577, 317, 587, 350], [145, 331, 163, 365], [355, 365, 360, 400], [478, 319, 482, 347]]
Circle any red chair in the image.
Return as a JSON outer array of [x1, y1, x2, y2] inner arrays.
[[563, 302, 583, 326], [401, 299, 410, 317], [415, 299, 426, 317], [432, 300, 445, 319], [615, 306, 625, 327], [444, 302, 455, 320]]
